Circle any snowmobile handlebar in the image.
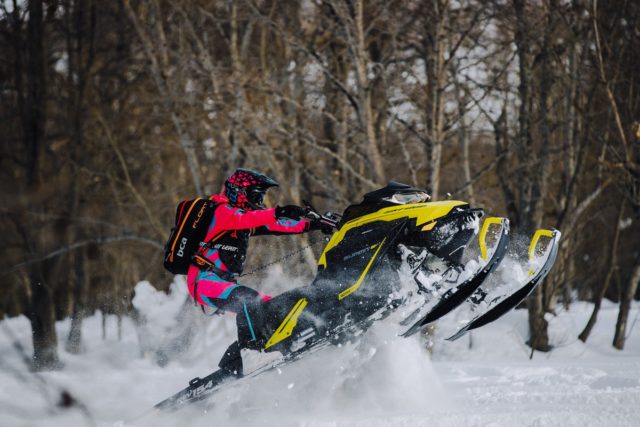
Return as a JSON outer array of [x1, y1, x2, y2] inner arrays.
[[302, 200, 340, 229]]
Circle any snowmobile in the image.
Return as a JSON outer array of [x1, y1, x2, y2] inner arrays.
[[155, 181, 560, 410]]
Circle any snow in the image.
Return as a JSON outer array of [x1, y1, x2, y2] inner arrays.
[[1, 279, 639, 427]]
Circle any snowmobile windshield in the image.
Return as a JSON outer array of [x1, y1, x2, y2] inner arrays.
[[382, 191, 431, 205]]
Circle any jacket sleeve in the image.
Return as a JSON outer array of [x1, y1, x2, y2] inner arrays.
[[214, 205, 280, 230], [251, 218, 311, 236]]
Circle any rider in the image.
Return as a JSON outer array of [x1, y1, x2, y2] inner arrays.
[[187, 168, 330, 375]]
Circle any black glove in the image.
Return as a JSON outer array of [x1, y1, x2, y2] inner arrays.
[[309, 218, 335, 235], [275, 205, 307, 220]]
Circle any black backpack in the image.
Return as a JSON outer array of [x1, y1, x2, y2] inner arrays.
[[163, 198, 216, 275]]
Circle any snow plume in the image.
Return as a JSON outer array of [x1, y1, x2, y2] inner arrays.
[[132, 279, 191, 364], [131, 277, 237, 366], [142, 318, 450, 427]]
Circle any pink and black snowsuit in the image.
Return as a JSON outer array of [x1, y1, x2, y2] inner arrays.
[[187, 194, 311, 314]]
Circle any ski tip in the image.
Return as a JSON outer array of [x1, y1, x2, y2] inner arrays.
[[399, 327, 417, 338], [445, 327, 469, 342]]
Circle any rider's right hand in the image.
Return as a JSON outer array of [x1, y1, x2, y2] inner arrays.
[[275, 205, 307, 220], [309, 218, 335, 235]]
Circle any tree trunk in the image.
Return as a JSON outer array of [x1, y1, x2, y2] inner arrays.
[[118, 313, 123, 341], [30, 275, 60, 370], [534, 0, 555, 321], [454, 74, 474, 205], [424, 0, 447, 200], [23, 0, 46, 187], [20, 0, 60, 370], [527, 285, 551, 352], [494, 102, 519, 224], [324, 39, 349, 195], [579, 199, 625, 342], [513, 0, 551, 352], [353, 0, 385, 184], [64, 0, 94, 355], [512, 0, 533, 221], [66, 248, 87, 354], [613, 264, 640, 349], [102, 310, 107, 340]]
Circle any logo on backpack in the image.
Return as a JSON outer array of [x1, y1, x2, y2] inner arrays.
[[177, 237, 188, 258], [192, 204, 207, 229]]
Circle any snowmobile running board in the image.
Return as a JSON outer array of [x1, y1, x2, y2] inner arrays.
[[446, 228, 561, 341], [400, 217, 509, 338]]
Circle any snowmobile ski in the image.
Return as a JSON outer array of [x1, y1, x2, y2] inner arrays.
[[400, 217, 509, 337], [154, 368, 235, 410], [446, 228, 561, 341], [154, 344, 325, 411]]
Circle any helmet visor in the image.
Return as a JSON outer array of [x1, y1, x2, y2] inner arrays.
[[247, 187, 266, 208]]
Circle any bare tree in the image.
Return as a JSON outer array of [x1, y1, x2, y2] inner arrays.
[[613, 264, 640, 349]]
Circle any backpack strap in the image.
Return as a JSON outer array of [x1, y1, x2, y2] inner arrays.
[[192, 254, 237, 282]]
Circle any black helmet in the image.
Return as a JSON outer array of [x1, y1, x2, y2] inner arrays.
[[224, 168, 279, 210]]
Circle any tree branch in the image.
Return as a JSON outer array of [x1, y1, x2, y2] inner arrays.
[[2, 235, 164, 276]]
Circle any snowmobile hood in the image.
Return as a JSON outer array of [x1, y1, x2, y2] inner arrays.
[[318, 200, 468, 268]]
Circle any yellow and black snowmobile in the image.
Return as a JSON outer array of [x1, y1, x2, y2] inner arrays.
[[156, 181, 560, 410]]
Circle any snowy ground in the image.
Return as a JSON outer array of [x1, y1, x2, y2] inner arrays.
[[1, 279, 639, 427]]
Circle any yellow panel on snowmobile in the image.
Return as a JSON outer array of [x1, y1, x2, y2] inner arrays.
[[338, 238, 386, 300], [318, 201, 467, 268], [264, 298, 308, 350]]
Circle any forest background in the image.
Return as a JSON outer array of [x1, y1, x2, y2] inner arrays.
[[1, 0, 639, 370]]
